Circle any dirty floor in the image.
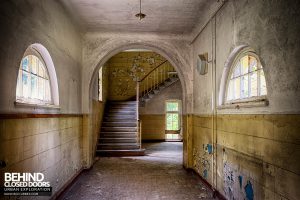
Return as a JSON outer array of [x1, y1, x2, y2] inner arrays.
[[60, 142, 218, 200]]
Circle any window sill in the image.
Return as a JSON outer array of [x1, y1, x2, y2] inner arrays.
[[218, 98, 269, 110], [14, 101, 60, 110]]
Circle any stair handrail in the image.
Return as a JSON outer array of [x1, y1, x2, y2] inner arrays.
[[136, 59, 176, 150], [138, 60, 168, 82]]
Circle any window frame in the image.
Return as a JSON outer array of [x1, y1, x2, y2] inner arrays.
[[165, 100, 181, 133], [218, 46, 269, 109], [15, 44, 60, 109]]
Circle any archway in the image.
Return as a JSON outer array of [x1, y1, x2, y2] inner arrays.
[[82, 38, 193, 168]]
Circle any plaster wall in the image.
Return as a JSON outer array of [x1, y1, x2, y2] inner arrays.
[[0, 1, 84, 199], [191, 0, 300, 199], [140, 81, 183, 140], [0, 0, 82, 114], [192, 0, 300, 115]]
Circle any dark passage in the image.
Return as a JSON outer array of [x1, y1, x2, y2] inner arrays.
[[60, 142, 218, 200]]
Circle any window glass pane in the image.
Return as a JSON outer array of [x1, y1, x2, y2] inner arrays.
[[241, 75, 249, 99], [38, 63, 45, 77], [31, 75, 38, 99], [260, 70, 267, 95], [38, 77, 45, 100], [166, 134, 179, 140], [45, 80, 51, 101], [166, 113, 179, 130], [227, 80, 234, 101], [32, 62, 37, 75], [240, 55, 249, 75], [22, 56, 29, 71], [17, 54, 53, 104], [234, 77, 241, 99], [226, 53, 267, 103], [22, 71, 30, 98], [232, 62, 241, 78], [249, 56, 258, 72], [166, 134, 173, 140], [250, 72, 258, 97], [166, 102, 179, 111], [31, 55, 37, 73]]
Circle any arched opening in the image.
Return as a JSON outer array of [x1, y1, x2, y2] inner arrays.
[[87, 44, 189, 115], [86, 46, 188, 166]]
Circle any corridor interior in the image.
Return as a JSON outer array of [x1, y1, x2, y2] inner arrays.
[[0, 0, 299, 200], [60, 142, 218, 200]]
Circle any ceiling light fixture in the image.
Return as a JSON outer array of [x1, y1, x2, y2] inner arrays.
[[135, 0, 146, 20]]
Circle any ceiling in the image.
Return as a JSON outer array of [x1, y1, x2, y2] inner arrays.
[[59, 0, 212, 34]]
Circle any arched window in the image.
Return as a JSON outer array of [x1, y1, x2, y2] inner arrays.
[[226, 52, 267, 102], [16, 44, 59, 106], [219, 46, 268, 108]]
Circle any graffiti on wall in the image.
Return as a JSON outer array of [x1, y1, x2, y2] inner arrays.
[[222, 150, 254, 200], [193, 144, 213, 180]]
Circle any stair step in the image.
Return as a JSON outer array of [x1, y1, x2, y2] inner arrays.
[[106, 110, 136, 114], [97, 100, 141, 156], [103, 118, 137, 122], [107, 105, 136, 110], [108, 108, 136, 112], [153, 89, 160, 94], [159, 85, 166, 89], [96, 149, 145, 157], [106, 112, 136, 117], [104, 114, 136, 118], [97, 143, 140, 150], [109, 101, 137, 105], [101, 132, 137, 138], [102, 122, 137, 127], [101, 127, 137, 132], [99, 138, 137, 143]]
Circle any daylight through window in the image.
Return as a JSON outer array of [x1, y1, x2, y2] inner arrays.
[[16, 55, 51, 104], [226, 53, 267, 102]]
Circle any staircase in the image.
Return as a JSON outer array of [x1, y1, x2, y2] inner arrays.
[[96, 101, 145, 156], [96, 60, 178, 157], [137, 60, 179, 106], [139, 76, 179, 106]]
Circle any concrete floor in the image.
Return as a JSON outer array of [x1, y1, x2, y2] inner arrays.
[[60, 142, 218, 200]]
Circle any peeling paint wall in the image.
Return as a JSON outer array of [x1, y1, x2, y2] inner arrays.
[[191, 0, 300, 199], [105, 51, 170, 101]]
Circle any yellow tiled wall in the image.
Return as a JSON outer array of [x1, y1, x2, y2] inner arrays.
[[190, 114, 300, 200], [0, 116, 83, 197], [82, 100, 106, 167], [140, 115, 166, 140]]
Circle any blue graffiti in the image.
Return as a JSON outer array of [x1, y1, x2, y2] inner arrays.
[[203, 169, 208, 179], [207, 144, 213, 154], [244, 180, 254, 200], [238, 175, 243, 189]]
